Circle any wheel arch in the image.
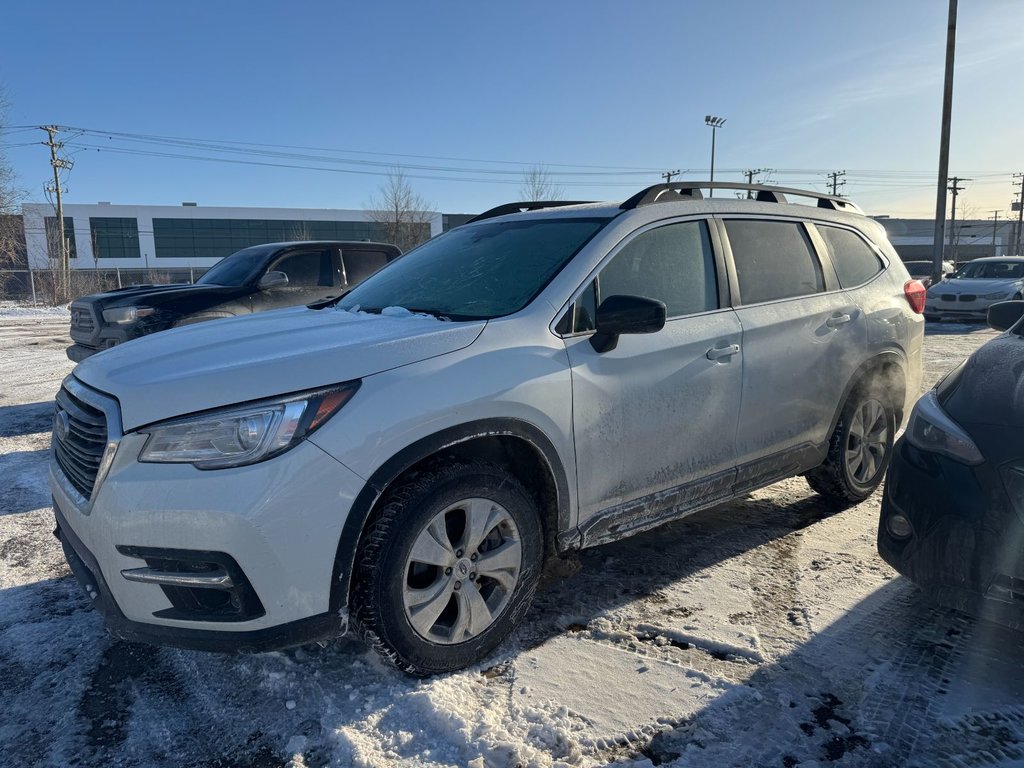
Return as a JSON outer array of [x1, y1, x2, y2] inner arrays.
[[827, 350, 909, 438], [329, 418, 572, 615]]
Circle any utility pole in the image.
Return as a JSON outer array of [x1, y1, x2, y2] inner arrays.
[[947, 176, 968, 261], [1014, 172, 1024, 255], [42, 125, 73, 275], [661, 169, 681, 184], [743, 169, 767, 198], [990, 210, 1000, 257], [826, 170, 847, 196], [931, 0, 958, 285]]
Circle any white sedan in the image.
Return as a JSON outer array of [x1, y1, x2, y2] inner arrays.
[[924, 256, 1024, 321]]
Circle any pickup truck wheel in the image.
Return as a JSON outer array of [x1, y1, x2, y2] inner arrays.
[[350, 462, 542, 676], [173, 311, 235, 328], [805, 387, 895, 506]]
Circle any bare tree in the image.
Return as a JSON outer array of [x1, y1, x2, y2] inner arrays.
[[519, 164, 563, 201], [0, 88, 27, 296], [287, 220, 313, 241], [366, 169, 434, 252]]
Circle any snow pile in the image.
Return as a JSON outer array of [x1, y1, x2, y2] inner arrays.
[[0, 301, 70, 317]]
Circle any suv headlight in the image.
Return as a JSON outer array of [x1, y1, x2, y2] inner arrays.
[[904, 390, 983, 465], [138, 383, 359, 469], [102, 306, 156, 324]]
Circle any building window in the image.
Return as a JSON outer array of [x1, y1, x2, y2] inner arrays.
[[152, 218, 391, 260], [90, 217, 140, 259], [44, 216, 77, 260]]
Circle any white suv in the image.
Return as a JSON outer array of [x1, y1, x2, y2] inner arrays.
[[51, 183, 924, 675]]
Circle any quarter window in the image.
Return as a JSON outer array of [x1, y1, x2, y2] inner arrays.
[[817, 225, 883, 288], [598, 220, 718, 318], [725, 220, 823, 304]]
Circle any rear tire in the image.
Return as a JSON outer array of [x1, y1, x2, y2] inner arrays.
[[350, 462, 543, 676], [805, 385, 895, 506]]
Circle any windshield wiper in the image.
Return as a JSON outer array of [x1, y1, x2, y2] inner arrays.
[[307, 289, 351, 310]]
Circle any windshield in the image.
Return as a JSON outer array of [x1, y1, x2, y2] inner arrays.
[[196, 247, 272, 286], [953, 261, 1024, 280], [337, 217, 609, 320]]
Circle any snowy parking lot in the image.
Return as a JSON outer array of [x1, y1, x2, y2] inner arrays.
[[2, 308, 1023, 768]]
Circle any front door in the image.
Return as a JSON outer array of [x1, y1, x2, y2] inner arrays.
[[563, 219, 743, 544]]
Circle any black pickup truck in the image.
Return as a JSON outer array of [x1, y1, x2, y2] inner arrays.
[[67, 240, 401, 362]]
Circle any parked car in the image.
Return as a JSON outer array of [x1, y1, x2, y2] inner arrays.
[[65, 240, 401, 362], [51, 182, 924, 675], [923, 256, 1024, 322], [903, 259, 955, 289], [878, 300, 1024, 630]]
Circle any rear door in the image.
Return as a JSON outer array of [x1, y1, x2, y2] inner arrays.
[[562, 218, 743, 541], [720, 217, 862, 486]]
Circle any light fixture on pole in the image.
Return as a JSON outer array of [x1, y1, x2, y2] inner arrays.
[[704, 115, 726, 198]]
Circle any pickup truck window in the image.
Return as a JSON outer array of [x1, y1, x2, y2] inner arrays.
[[272, 250, 332, 287], [343, 249, 391, 285]]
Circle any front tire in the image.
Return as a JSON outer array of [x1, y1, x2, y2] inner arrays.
[[350, 462, 543, 676], [805, 387, 895, 505]]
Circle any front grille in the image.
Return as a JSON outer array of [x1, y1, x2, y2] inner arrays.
[[941, 294, 957, 302], [53, 385, 108, 500], [959, 294, 977, 302], [70, 302, 96, 334]]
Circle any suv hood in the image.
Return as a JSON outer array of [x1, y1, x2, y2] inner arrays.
[[73, 307, 485, 430], [929, 277, 1022, 296]]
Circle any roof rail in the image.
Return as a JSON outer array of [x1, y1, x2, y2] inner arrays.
[[620, 182, 863, 214], [464, 200, 596, 225]]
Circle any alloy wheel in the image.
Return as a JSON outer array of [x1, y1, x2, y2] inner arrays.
[[402, 497, 523, 645]]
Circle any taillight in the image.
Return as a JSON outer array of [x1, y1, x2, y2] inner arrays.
[[904, 279, 926, 314]]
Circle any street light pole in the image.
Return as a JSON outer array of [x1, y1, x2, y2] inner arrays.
[[705, 115, 726, 198], [931, 0, 958, 286]]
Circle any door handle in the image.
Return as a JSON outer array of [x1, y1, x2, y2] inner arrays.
[[826, 313, 852, 328], [706, 343, 741, 360]]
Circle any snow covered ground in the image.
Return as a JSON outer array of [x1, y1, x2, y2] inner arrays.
[[1, 312, 1022, 768]]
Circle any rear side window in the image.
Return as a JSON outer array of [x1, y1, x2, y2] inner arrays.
[[344, 249, 391, 285], [598, 220, 718, 318], [817, 225, 883, 288], [725, 220, 823, 304]]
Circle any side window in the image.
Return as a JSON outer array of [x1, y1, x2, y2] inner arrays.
[[598, 220, 718, 318], [725, 220, 823, 304], [817, 225, 883, 288], [272, 250, 329, 287], [343, 249, 391, 286]]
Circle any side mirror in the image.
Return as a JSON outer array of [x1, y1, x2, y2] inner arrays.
[[257, 271, 289, 290], [988, 300, 1024, 332], [590, 295, 667, 353]]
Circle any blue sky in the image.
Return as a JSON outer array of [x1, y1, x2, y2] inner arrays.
[[2, 0, 1022, 218]]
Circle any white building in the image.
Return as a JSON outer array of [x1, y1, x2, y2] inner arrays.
[[21, 202, 445, 270]]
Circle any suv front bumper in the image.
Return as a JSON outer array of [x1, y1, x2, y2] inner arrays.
[[51, 437, 366, 651]]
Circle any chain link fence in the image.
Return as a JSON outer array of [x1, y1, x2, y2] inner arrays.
[[0, 268, 210, 305]]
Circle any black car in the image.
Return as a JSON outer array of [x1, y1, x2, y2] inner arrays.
[[66, 240, 400, 362], [878, 300, 1024, 629]]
